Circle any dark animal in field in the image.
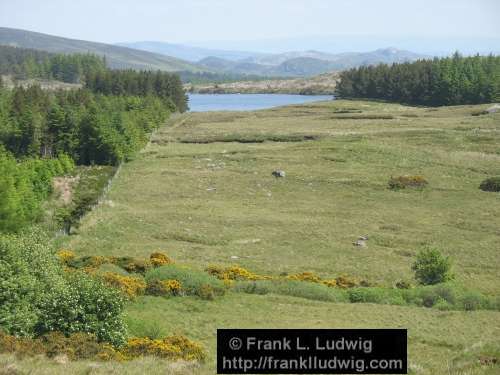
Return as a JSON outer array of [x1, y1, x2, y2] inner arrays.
[[272, 170, 286, 178]]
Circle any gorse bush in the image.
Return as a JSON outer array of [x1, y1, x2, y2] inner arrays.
[[206, 265, 268, 281], [149, 252, 173, 267], [121, 336, 205, 361], [102, 272, 147, 299], [0, 229, 126, 346], [146, 265, 225, 298], [145, 279, 183, 297], [0, 330, 205, 362], [479, 177, 500, 192], [412, 248, 453, 285]]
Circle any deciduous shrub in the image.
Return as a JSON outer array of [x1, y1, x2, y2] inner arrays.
[[38, 271, 127, 346], [479, 177, 500, 192], [388, 175, 428, 190], [412, 248, 453, 285]]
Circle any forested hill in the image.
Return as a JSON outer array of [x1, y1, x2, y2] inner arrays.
[[0, 45, 106, 83], [0, 27, 203, 72], [336, 53, 500, 106]]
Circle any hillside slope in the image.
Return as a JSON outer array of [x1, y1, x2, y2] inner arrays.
[[57, 100, 500, 374], [0, 27, 204, 72]]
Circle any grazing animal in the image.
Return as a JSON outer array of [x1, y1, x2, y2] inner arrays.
[[272, 170, 286, 178]]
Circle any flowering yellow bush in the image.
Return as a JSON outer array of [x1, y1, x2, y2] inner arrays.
[[206, 265, 269, 281], [57, 250, 76, 264], [102, 272, 146, 298], [322, 279, 337, 288], [163, 279, 182, 295], [287, 272, 322, 283], [150, 252, 173, 267], [122, 336, 205, 361]]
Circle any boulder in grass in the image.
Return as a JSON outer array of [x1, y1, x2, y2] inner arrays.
[[272, 170, 286, 178]]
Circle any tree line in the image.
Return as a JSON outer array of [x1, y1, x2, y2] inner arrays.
[[0, 45, 106, 83], [0, 85, 172, 165], [85, 69, 188, 112], [336, 53, 500, 106]]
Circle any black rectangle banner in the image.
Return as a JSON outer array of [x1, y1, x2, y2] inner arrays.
[[217, 329, 407, 374]]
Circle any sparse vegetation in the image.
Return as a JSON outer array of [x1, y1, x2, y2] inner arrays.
[[388, 175, 428, 190]]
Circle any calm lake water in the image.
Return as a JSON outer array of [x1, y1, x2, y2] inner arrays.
[[187, 94, 333, 112]]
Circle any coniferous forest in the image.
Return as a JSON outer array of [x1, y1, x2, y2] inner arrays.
[[336, 53, 500, 105], [0, 45, 107, 83], [0, 46, 187, 234]]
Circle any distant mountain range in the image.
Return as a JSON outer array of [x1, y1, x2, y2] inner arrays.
[[0, 27, 203, 72], [0, 28, 428, 78], [118, 41, 428, 77]]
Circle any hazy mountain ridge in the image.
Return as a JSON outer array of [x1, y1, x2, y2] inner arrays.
[[0, 28, 428, 78], [120, 40, 427, 77], [0, 27, 204, 72]]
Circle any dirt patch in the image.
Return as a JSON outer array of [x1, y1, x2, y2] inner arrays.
[[53, 176, 79, 205]]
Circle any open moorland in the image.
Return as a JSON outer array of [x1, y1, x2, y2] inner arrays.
[[33, 99, 500, 374]]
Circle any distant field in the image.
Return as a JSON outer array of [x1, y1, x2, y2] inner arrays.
[[57, 100, 500, 374], [187, 72, 338, 94]]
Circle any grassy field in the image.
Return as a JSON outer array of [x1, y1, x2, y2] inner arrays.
[[46, 99, 500, 374]]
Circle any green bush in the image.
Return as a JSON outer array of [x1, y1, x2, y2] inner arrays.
[[412, 248, 453, 285], [348, 288, 405, 305], [233, 281, 270, 295], [479, 177, 500, 192], [240, 280, 350, 303], [145, 265, 225, 298], [0, 229, 126, 346], [460, 291, 489, 311]]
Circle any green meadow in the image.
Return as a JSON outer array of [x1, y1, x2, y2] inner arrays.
[[47, 99, 500, 374]]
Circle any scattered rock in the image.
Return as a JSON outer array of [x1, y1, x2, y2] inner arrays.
[[272, 170, 286, 178], [486, 104, 500, 113], [354, 235, 369, 247]]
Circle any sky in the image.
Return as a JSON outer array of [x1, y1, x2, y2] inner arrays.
[[0, 0, 499, 53]]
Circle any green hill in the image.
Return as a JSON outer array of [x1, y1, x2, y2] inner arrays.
[[0, 27, 204, 72]]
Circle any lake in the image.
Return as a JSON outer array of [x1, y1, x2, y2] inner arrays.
[[187, 94, 333, 112]]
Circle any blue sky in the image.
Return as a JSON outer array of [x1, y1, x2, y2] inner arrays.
[[0, 0, 498, 53]]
